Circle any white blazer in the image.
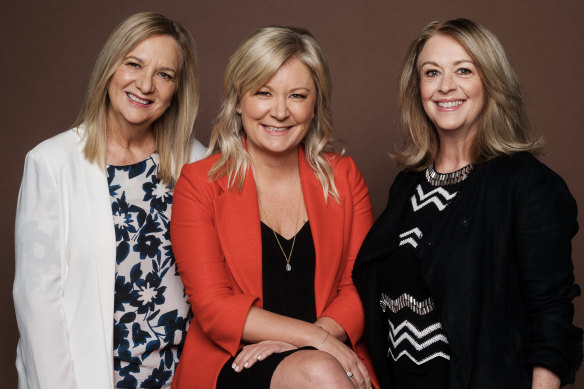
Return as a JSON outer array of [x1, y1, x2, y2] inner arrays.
[[13, 128, 207, 389]]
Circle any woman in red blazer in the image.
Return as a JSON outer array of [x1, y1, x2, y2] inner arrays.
[[171, 26, 376, 389]]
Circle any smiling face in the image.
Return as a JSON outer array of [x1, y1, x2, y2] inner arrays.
[[107, 35, 181, 132], [419, 34, 484, 140], [237, 56, 316, 160]]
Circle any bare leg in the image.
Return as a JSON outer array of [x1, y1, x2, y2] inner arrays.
[[270, 350, 354, 389]]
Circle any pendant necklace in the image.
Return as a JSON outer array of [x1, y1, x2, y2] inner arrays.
[[259, 187, 303, 272]]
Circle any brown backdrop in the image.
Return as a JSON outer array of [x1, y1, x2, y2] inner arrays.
[[2, 0, 583, 387]]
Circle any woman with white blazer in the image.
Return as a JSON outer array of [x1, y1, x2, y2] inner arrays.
[[13, 12, 206, 389]]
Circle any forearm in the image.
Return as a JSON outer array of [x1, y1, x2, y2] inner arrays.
[[315, 315, 348, 343], [241, 306, 328, 348], [532, 367, 560, 389]]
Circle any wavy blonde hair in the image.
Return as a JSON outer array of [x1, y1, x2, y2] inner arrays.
[[394, 18, 541, 170], [73, 12, 199, 185], [208, 26, 342, 201]]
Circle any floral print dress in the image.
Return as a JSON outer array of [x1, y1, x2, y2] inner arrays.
[[108, 153, 189, 388]]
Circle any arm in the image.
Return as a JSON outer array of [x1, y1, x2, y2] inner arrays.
[[532, 366, 560, 389], [317, 157, 374, 345], [13, 150, 77, 389], [515, 160, 582, 386]]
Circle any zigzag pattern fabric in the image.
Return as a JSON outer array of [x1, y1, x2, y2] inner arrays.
[[378, 176, 463, 368]]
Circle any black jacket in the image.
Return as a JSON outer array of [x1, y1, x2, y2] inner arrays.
[[353, 152, 582, 388]]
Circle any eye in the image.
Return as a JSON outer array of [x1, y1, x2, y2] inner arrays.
[[255, 90, 271, 97], [158, 72, 174, 80], [126, 62, 140, 69], [290, 93, 307, 99], [457, 68, 473, 76], [424, 69, 440, 78]]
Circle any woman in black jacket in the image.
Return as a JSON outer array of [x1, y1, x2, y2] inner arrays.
[[353, 18, 582, 389]]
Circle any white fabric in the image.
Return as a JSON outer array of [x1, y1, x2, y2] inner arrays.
[[13, 128, 206, 389]]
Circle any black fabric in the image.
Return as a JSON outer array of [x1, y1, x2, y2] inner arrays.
[[261, 221, 317, 323], [216, 347, 315, 389], [388, 357, 449, 389], [217, 221, 317, 388], [353, 152, 583, 389]]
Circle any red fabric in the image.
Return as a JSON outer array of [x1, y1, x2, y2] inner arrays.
[[170, 148, 377, 388]]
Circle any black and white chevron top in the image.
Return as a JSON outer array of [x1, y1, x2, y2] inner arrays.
[[378, 172, 467, 373]]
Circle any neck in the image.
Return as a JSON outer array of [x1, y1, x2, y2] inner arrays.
[[249, 146, 301, 189], [105, 116, 156, 165], [435, 132, 474, 173]]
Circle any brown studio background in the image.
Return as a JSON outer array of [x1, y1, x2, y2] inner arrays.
[[2, 0, 583, 387]]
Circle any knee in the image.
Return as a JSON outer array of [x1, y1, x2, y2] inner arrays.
[[274, 350, 351, 388]]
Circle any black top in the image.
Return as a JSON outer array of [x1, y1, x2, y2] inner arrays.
[[378, 176, 464, 374], [261, 221, 317, 323]]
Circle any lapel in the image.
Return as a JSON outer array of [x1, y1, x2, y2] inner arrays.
[[214, 165, 264, 299], [211, 147, 345, 312], [298, 148, 343, 314], [76, 131, 116, 366]]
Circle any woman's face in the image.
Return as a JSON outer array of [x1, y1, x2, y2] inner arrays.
[[107, 35, 181, 132], [418, 34, 484, 140], [237, 56, 316, 160]]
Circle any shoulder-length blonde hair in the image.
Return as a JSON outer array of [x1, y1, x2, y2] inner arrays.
[[73, 12, 199, 185], [394, 18, 540, 170], [208, 26, 341, 201]]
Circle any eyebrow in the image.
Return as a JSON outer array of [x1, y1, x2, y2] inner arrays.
[[124, 55, 177, 73], [420, 59, 474, 67]]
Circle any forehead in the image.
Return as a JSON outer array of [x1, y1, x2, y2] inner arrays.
[[419, 34, 472, 64], [126, 35, 182, 66]]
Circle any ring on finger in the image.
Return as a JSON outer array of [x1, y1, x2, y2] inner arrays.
[[346, 371, 354, 380]]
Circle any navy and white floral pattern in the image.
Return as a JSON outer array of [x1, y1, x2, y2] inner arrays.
[[109, 154, 189, 389]]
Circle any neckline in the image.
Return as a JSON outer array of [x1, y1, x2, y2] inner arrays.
[[260, 220, 309, 241], [107, 152, 157, 168]]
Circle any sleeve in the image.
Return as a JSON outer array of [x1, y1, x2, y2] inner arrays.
[[170, 165, 257, 355], [515, 162, 582, 385], [13, 149, 77, 389], [320, 157, 374, 346]]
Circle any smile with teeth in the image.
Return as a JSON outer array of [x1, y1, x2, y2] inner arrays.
[[263, 125, 291, 132], [127, 92, 152, 105], [437, 100, 464, 108]]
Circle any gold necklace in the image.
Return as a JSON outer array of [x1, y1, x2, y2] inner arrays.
[[258, 188, 303, 272]]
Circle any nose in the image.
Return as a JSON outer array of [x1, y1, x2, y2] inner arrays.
[[136, 72, 154, 94], [270, 96, 289, 120], [439, 73, 456, 93]]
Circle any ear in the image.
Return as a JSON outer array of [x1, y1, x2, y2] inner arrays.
[[235, 105, 242, 114]]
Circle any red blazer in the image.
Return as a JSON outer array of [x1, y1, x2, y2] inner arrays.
[[170, 148, 375, 388]]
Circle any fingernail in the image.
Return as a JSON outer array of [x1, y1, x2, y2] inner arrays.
[[257, 354, 262, 360], [232, 364, 239, 371], [244, 362, 249, 368]]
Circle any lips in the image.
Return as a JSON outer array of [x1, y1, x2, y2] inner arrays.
[[437, 100, 464, 108], [126, 92, 152, 105], [262, 124, 292, 133]]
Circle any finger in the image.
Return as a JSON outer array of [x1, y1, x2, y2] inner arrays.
[[354, 359, 371, 389], [233, 345, 256, 372]]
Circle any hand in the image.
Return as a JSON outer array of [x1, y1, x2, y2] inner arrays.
[[232, 341, 297, 372], [318, 334, 371, 389]]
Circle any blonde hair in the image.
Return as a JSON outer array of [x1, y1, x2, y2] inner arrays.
[[395, 18, 540, 170], [208, 26, 342, 201], [73, 12, 199, 185]]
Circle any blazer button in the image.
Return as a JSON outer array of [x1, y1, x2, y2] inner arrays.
[[426, 240, 435, 248], [460, 217, 471, 227]]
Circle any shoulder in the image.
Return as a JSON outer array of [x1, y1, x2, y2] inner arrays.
[[188, 138, 208, 163], [325, 153, 361, 179], [176, 153, 221, 192], [483, 152, 570, 192], [25, 128, 85, 168]]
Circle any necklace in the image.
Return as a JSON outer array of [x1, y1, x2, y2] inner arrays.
[[425, 163, 473, 186], [258, 188, 303, 272]]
